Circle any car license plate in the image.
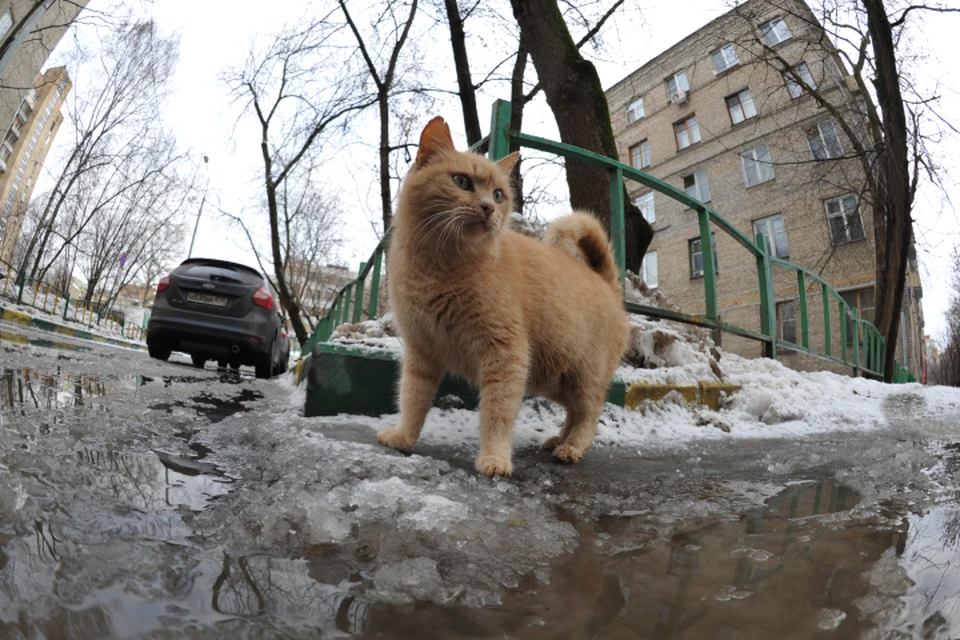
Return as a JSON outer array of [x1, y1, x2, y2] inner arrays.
[[187, 292, 228, 307]]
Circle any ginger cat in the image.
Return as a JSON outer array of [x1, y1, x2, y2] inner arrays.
[[377, 117, 630, 476]]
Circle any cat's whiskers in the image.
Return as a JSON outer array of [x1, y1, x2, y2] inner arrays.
[[411, 209, 454, 254]]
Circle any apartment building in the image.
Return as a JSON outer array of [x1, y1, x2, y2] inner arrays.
[[606, 0, 924, 378], [0, 65, 70, 264]]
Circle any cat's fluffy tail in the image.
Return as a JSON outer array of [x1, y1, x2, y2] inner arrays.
[[545, 211, 620, 289]]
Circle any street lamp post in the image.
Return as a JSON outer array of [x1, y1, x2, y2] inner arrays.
[[187, 155, 209, 259]]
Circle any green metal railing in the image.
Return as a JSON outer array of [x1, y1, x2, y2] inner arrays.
[[301, 99, 913, 382], [0, 257, 145, 340]]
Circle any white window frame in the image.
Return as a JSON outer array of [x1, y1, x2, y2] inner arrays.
[[626, 98, 645, 124], [683, 169, 711, 203], [777, 300, 797, 344], [665, 71, 690, 100], [636, 192, 655, 223], [760, 17, 792, 46], [824, 194, 866, 244], [675, 115, 701, 150], [753, 214, 789, 258], [726, 89, 757, 125], [690, 234, 718, 279], [785, 62, 816, 98], [807, 120, 843, 160], [641, 251, 659, 288], [741, 143, 775, 187], [712, 44, 739, 73]]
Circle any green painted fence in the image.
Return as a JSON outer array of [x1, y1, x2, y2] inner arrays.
[[301, 100, 914, 383]]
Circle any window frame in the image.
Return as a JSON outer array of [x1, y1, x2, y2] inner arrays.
[[630, 139, 651, 169], [760, 17, 792, 46], [665, 71, 690, 101], [712, 44, 739, 73], [636, 191, 655, 223], [683, 169, 711, 203], [725, 88, 757, 125], [641, 250, 659, 288], [785, 62, 816, 99], [626, 98, 645, 124], [674, 115, 701, 150], [689, 233, 719, 279], [824, 194, 866, 245], [777, 300, 797, 344], [740, 143, 775, 187], [806, 120, 843, 160], [753, 214, 789, 259], [840, 287, 875, 347]]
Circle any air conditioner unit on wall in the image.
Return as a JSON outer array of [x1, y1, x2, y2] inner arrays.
[[670, 90, 688, 105]]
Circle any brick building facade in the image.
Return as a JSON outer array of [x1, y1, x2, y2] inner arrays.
[[606, 0, 925, 378]]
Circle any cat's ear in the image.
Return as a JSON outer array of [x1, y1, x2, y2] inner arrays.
[[416, 117, 455, 165], [496, 152, 520, 174]]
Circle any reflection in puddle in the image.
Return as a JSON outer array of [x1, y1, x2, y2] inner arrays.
[[1, 367, 111, 413]]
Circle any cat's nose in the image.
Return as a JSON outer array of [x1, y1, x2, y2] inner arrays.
[[480, 199, 495, 218]]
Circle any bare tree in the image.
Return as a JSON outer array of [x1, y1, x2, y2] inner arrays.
[[226, 13, 374, 345], [338, 0, 420, 231]]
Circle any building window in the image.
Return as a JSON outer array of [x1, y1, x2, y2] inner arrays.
[[841, 288, 875, 346], [626, 98, 645, 124], [712, 44, 739, 73], [760, 17, 792, 46], [753, 214, 789, 258], [807, 120, 843, 160], [636, 192, 655, 223], [777, 301, 797, 343], [0, 11, 12, 40], [741, 143, 775, 187], [641, 251, 658, 288], [785, 62, 816, 98], [726, 89, 757, 125], [630, 139, 651, 169], [665, 71, 689, 102], [690, 234, 718, 279], [674, 115, 701, 150], [683, 169, 711, 203], [824, 194, 866, 244]]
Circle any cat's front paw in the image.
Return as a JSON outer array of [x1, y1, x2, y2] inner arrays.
[[551, 444, 585, 464], [377, 426, 417, 451], [541, 436, 561, 451], [475, 454, 513, 477]]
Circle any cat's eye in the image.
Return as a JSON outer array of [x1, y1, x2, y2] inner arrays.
[[452, 174, 472, 190], [493, 189, 504, 203]]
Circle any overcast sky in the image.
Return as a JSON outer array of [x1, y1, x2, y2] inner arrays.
[[52, 0, 960, 341]]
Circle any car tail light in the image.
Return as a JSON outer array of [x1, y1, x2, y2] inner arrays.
[[156, 275, 171, 293], [252, 286, 274, 311], [281, 330, 287, 340]]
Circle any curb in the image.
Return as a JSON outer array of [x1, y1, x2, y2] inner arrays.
[[0, 304, 145, 351], [297, 343, 739, 416]]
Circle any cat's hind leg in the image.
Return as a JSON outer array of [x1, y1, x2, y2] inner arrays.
[[377, 348, 444, 451], [548, 379, 607, 464]]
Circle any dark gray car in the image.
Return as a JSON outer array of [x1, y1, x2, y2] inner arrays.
[[146, 258, 287, 378]]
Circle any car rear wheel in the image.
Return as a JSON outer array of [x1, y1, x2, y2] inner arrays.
[[191, 353, 206, 368], [255, 345, 275, 379], [148, 344, 171, 361]]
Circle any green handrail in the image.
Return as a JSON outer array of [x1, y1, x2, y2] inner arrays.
[[300, 99, 911, 382]]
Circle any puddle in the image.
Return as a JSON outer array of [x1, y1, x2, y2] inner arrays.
[[148, 388, 264, 423], [1, 367, 112, 414]]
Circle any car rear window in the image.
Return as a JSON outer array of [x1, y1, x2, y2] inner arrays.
[[179, 262, 262, 286]]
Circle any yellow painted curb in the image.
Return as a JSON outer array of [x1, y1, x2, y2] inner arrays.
[[623, 380, 740, 411], [1, 308, 32, 327]]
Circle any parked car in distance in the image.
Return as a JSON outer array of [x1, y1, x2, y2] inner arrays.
[[147, 258, 288, 378]]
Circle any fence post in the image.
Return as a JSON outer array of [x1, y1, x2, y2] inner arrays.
[[699, 208, 718, 326], [839, 301, 848, 364], [368, 248, 383, 319], [63, 294, 70, 320], [851, 309, 860, 377], [342, 284, 353, 325], [353, 261, 366, 324], [755, 234, 775, 359], [488, 99, 512, 161], [796, 271, 809, 348], [608, 166, 626, 291], [17, 273, 25, 304]]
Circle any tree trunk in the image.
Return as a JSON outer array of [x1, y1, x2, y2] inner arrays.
[[509, 0, 651, 271], [378, 91, 392, 231], [863, 0, 910, 382], [443, 0, 482, 146]]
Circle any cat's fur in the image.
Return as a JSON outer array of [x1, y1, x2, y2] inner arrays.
[[377, 117, 630, 476]]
